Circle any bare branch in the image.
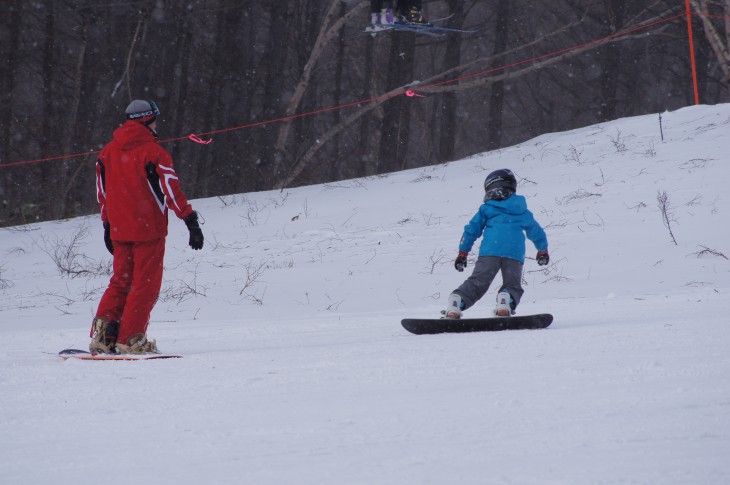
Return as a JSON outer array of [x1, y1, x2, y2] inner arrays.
[[657, 190, 678, 245], [276, 8, 677, 188], [691, 245, 728, 259], [421, 10, 679, 95], [111, 11, 146, 99], [271, 0, 368, 180]]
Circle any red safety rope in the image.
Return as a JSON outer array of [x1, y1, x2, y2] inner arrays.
[[1, 149, 102, 169], [417, 13, 685, 92], [0, 12, 688, 170]]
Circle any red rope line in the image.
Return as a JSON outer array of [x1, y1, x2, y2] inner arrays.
[[159, 92, 401, 144], [0, 12, 688, 169], [421, 13, 685, 90], [1, 149, 102, 169], [696, 12, 730, 22]]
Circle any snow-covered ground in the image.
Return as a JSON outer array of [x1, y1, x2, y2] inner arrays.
[[1, 104, 729, 484]]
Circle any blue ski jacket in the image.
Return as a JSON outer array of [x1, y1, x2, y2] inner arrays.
[[458, 194, 548, 263]]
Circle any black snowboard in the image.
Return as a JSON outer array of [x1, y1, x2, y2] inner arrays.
[[401, 313, 553, 335]]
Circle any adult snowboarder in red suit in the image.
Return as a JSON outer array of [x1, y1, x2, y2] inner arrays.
[[89, 100, 204, 354]]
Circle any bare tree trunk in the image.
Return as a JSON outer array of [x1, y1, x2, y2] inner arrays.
[[0, 0, 23, 225], [195, 4, 247, 197], [378, 32, 416, 173], [726, 0, 730, 57], [0, 0, 22, 160], [41, 0, 56, 150], [57, 11, 93, 219], [111, 11, 146, 100], [358, 34, 379, 176], [61, 14, 91, 157], [271, 0, 367, 184], [260, 1, 295, 184], [487, 0, 510, 150], [691, 0, 730, 92], [595, 0, 628, 122], [226, 4, 260, 195], [41, 0, 61, 219], [332, 0, 348, 181], [168, 10, 193, 172], [438, 0, 465, 162], [278, 86, 404, 189]]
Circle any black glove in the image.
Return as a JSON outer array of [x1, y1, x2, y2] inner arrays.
[[454, 251, 468, 272], [184, 211, 204, 250], [536, 249, 549, 266], [103, 222, 114, 255]]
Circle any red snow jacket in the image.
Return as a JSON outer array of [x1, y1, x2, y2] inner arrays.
[[96, 121, 193, 241]]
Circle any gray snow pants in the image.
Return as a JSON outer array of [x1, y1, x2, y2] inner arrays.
[[453, 256, 524, 311]]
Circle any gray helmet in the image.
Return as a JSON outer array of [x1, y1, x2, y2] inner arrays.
[[125, 100, 160, 125]]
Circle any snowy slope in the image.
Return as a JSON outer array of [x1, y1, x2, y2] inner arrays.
[[1, 104, 729, 484]]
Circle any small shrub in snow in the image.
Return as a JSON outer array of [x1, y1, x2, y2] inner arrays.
[[691, 246, 728, 260], [38, 225, 112, 279], [656, 190, 678, 246]]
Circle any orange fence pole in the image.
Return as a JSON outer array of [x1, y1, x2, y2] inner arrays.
[[686, 0, 701, 105]]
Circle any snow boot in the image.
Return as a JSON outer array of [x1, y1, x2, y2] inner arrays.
[[494, 291, 513, 317], [444, 293, 464, 319], [89, 317, 119, 354], [115, 333, 160, 355]]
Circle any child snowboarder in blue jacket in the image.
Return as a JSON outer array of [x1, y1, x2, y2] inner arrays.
[[445, 169, 549, 318]]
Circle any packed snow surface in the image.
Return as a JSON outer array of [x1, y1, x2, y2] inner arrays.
[[1, 104, 729, 484]]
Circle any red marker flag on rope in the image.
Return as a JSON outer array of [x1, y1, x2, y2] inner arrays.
[[188, 134, 213, 145]]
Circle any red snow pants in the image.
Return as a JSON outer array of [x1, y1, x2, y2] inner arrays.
[[94, 238, 165, 343]]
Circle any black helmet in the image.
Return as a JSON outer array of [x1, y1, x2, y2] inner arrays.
[[484, 169, 517, 201]]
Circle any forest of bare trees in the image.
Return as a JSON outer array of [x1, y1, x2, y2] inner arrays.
[[1, 0, 729, 227]]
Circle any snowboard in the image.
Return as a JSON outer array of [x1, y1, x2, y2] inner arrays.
[[401, 313, 553, 335], [58, 349, 182, 361], [389, 23, 478, 34], [367, 23, 478, 37]]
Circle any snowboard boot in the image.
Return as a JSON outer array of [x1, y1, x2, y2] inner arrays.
[[89, 317, 120, 354], [398, 7, 430, 25], [380, 7, 395, 25], [444, 293, 464, 319], [366, 12, 379, 31], [367, 8, 394, 32], [494, 291, 514, 317], [115, 333, 160, 355]]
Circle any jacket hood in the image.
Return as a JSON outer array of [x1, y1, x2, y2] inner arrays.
[[485, 194, 528, 215], [112, 120, 157, 151]]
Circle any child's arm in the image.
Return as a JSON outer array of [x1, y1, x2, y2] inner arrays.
[[524, 210, 548, 251], [453, 207, 487, 272], [458, 207, 487, 253]]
